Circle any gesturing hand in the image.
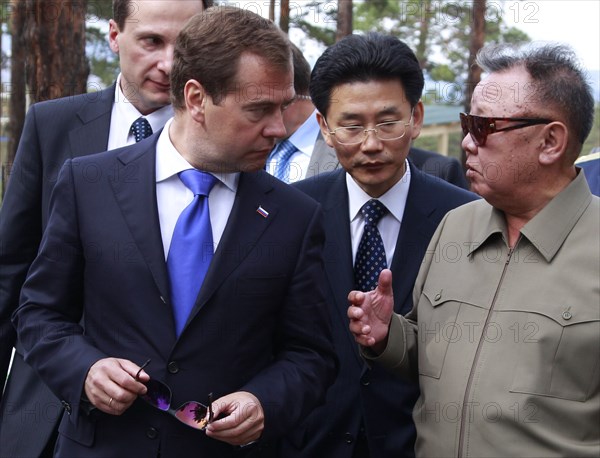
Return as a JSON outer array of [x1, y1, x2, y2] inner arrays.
[[84, 358, 149, 415], [205, 391, 264, 446], [348, 269, 394, 354]]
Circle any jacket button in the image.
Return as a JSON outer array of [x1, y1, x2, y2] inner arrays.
[[562, 311, 572, 320], [146, 427, 158, 439], [167, 361, 179, 374], [344, 432, 354, 444], [61, 400, 72, 414]]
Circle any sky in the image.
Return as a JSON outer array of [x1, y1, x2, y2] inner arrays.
[[501, 0, 599, 71]]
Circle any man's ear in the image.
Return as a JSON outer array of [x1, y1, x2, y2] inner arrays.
[[108, 19, 120, 54], [184, 80, 206, 122], [317, 112, 335, 148], [410, 100, 424, 141], [538, 121, 569, 165]]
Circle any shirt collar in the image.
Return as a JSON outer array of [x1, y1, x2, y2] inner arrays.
[[467, 170, 593, 262], [113, 74, 173, 134], [521, 169, 593, 262], [346, 159, 411, 223], [286, 110, 320, 156], [155, 118, 238, 192]]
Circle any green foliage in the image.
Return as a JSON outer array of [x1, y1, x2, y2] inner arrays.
[[429, 64, 455, 83], [86, 25, 119, 87], [295, 0, 531, 96], [296, 19, 336, 47], [88, 0, 113, 21]]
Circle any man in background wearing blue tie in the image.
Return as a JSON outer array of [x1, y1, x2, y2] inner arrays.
[[279, 33, 477, 458], [0, 1, 209, 456], [266, 43, 338, 183], [12, 6, 335, 457]]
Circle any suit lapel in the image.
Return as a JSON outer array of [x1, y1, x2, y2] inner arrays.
[[320, 172, 364, 366], [182, 171, 277, 329], [110, 136, 171, 304], [390, 163, 442, 315], [68, 85, 114, 157]]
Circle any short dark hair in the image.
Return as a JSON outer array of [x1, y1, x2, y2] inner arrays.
[[170, 6, 291, 109], [112, 0, 213, 30], [290, 43, 311, 96], [309, 32, 424, 118], [476, 42, 594, 156]]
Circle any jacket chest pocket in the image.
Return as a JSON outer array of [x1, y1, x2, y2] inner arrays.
[[417, 288, 465, 379], [509, 305, 600, 402]]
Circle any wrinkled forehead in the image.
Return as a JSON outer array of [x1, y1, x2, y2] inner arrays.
[[472, 67, 537, 114], [230, 53, 295, 102]]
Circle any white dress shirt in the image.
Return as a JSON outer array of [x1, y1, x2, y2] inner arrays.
[[155, 119, 238, 259], [347, 160, 411, 266], [107, 74, 173, 150], [266, 110, 320, 183]]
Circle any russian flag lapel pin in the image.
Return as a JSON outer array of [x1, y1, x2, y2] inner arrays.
[[256, 206, 269, 218]]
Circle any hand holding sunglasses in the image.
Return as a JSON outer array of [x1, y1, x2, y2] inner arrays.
[[135, 359, 214, 431]]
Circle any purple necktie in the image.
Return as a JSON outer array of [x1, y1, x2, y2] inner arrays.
[[167, 170, 218, 336]]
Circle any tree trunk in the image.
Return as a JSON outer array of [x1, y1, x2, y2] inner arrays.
[[462, 0, 486, 181], [24, 0, 89, 104], [279, 0, 289, 34], [269, 0, 275, 21], [416, 0, 431, 69], [464, 0, 486, 113], [5, 0, 26, 195], [336, 0, 353, 41]]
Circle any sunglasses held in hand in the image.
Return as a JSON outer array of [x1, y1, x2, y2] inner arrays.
[[460, 112, 552, 146], [135, 359, 214, 430]]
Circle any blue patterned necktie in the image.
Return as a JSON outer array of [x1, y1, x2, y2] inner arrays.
[[130, 117, 153, 143], [271, 139, 298, 182], [167, 170, 218, 336], [354, 199, 389, 291]]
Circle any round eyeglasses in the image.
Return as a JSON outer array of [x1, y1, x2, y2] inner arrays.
[[326, 112, 414, 145]]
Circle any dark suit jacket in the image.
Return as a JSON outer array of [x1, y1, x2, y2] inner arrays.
[[408, 147, 469, 190], [0, 86, 115, 456], [280, 164, 477, 458], [12, 134, 336, 457]]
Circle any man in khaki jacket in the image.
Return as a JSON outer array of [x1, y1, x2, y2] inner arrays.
[[349, 42, 599, 457]]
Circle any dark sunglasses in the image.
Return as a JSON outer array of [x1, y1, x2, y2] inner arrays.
[[460, 112, 553, 146], [135, 359, 214, 430]]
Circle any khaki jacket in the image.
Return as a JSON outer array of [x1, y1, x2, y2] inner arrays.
[[369, 171, 600, 457]]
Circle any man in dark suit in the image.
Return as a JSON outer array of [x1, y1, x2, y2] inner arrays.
[[12, 7, 335, 457], [279, 33, 477, 458], [267, 43, 469, 189], [0, 1, 212, 456]]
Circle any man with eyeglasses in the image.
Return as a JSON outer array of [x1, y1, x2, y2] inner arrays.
[[350, 42, 599, 457], [279, 33, 476, 458]]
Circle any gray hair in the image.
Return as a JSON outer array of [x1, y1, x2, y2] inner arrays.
[[476, 42, 594, 153]]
